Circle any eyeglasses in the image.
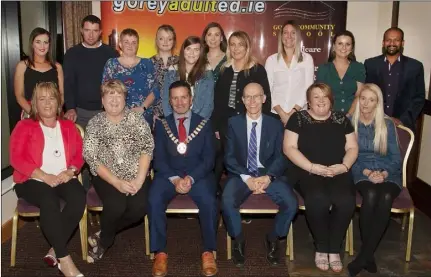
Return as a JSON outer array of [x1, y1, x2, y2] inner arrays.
[[243, 94, 263, 101]]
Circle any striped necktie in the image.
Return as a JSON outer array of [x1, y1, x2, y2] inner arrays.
[[247, 122, 259, 177]]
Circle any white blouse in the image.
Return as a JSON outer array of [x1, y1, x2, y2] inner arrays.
[[39, 122, 67, 176], [265, 52, 314, 114]]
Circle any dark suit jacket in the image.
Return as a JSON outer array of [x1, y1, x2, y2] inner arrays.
[[224, 114, 287, 178], [153, 113, 215, 183], [364, 54, 425, 129]]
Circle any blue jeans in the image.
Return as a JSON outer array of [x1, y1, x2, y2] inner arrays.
[[221, 175, 298, 239]]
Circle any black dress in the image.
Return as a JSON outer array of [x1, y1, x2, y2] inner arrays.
[[24, 66, 58, 100], [285, 110, 356, 253]]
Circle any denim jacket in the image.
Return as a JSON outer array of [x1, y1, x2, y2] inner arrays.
[[162, 69, 214, 119], [351, 118, 402, 188]]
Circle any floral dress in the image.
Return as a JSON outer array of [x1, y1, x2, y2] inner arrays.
[[150, 55, 179, 118], [102, 58, 159, 119]]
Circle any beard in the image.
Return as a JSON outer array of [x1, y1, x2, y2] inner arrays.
[[382, 45, 404, 56]]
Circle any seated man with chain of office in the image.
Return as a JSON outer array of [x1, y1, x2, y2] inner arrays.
[[221, 83, 298, 267], [148, 80, 218, 277]]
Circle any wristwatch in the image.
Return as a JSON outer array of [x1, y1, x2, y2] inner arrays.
[[268, 175, 276, 182]]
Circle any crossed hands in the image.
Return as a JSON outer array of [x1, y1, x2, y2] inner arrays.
[[364, 169, 388, 184], [246, 176, 271, 195], [172, 176, 193, 194], [310, 164, 347, 177], [42, 170, 75, 187], [115, 178, 143, 196]]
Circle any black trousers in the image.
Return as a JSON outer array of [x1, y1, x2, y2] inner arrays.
[[214, 136, 226, 192], [92, 176, 149, 249], [14, 178, 86, 258], [356, 180, 401, 261], [297, 172, 356, 253]]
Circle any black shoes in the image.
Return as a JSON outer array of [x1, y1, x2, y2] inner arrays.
[[232, 240, 246, 267], [265, 237, 280, 265]]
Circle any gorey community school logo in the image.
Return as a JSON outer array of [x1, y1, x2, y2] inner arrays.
[[274, 1, 335, 20]]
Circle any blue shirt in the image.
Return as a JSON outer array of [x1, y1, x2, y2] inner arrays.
[[102, 58, 160, 116], [351, 118, 402, 188], [240, 114, 264, 183]]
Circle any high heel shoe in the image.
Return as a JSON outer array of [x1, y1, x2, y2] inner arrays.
[[42, 253, 57, 267], [58, 260, 84, 277]]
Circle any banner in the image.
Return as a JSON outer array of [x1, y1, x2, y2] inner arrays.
[[101, 1, 347, 67]]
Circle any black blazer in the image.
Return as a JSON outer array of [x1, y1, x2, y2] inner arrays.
[[224, 114, 287, 178], [364, 54, 425, 129], [211, 63, 271, 134]]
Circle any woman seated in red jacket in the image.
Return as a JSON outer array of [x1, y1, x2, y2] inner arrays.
[[10, 82, 86, 277]]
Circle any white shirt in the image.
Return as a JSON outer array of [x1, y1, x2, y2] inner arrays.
[[36, 122, 67, 180], [240, 114, 264, 183], [265, 52, 314, 114]]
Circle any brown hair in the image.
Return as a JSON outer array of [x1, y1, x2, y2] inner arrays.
[[26, 27, 56, 69], [120, 28, 139, 42], [201, 22, 227, 53], [178, 36, 207, 85], [101, 79, 128, 98], [30, 82, 62, 120], [306, 83, 334, 107]]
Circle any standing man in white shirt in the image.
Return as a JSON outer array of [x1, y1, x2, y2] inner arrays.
[[265, 20, 314, 126]]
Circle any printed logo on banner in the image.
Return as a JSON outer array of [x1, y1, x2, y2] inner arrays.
[[101, 1, 347, 67]]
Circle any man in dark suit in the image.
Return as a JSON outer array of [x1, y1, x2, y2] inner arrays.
[[364, 27, 425, 130], [221, 83, 298, 267], [148, 80, 218, 277]]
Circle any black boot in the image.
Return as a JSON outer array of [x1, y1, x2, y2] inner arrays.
[[232, 239, 245, 267], [265, 236, 280, 265]]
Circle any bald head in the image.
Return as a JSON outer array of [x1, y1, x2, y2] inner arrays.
[[242, 82, 266, 117]]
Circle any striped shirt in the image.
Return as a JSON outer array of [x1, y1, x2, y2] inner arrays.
[[228, 71, 239, 108]]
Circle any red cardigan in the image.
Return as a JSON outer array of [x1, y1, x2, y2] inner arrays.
[[10, 119, 84, 184]]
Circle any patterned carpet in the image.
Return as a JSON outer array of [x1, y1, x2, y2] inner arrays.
[[2, 211, 431, 277]]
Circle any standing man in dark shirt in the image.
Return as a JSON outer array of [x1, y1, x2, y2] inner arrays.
[[64, 15, 119, 128], [364, 27, 425, 130]]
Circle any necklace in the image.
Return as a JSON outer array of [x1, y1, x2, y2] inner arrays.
[[41, 122, 62, 158]]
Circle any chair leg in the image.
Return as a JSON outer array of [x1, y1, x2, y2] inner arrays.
[[227, 232, 232, 260], [88, 212, 94, 227], [405, 209, 415, 262], [10, 210, 18, 267], [345, 228, 349, 253], [144, 215, 150, 256], [79, 207, 88, 261], [218, 215, 223, 229], [35, 219, 40, 228], [288, 223, 294, 261], [349, 220, 354, 256], [213, 251, 217, 260], [96, 214, 101, 225], [402, 214, 408, 231]]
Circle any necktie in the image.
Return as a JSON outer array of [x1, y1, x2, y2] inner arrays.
[[247, 122, 259, 177], [178, 117, 187, 142]]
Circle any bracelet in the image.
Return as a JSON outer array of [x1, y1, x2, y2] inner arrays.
[[341, 163, 349, 172], [309, 163, 314, 175]]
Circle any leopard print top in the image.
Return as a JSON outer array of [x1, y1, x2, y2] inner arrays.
[[83, 108, 154, 181]]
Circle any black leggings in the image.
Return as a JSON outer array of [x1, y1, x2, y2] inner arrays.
[[14, 178, 86, 258], [92, 176, 149, 249], [297, 172, 356, 253], [356, 181, 401, 261]]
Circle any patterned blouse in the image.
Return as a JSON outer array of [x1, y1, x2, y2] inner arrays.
[[150, 55, 179, 117], [83, 108, 154, 181], [102, 58, 159, 117]]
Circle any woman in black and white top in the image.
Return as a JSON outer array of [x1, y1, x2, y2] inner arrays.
[[212, 30, 271, 186], [265, 20, 314, 126]]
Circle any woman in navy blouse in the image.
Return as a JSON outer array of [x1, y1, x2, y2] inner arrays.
[[348, 84, 402, 276], [102, 28, 159, 126]]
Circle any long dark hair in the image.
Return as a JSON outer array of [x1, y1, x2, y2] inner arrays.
[[327, 30, 356, 62], [26, 27, 56, 68], [201, 22, 227, 54], [178, 36, 207, 85]]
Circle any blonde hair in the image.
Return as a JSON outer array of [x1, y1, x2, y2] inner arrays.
[[224, 31, 257, 76], [277, 20, 303, 63], [30, 82, 62, 120], [101, 79, 128, 98], [351, 83, 388, 155]]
